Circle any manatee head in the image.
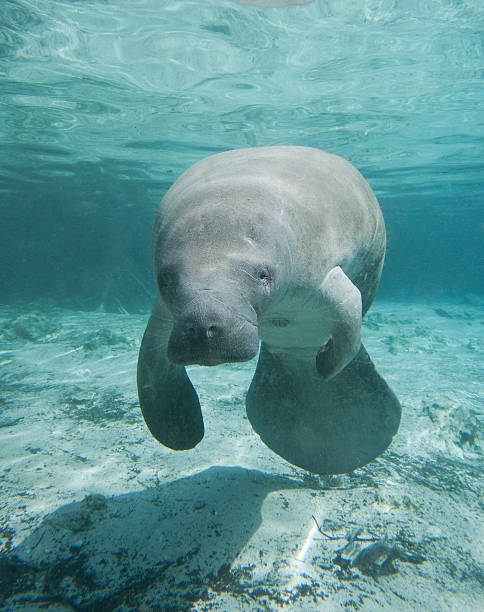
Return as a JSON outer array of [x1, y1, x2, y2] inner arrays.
[[154, 198, 290, 367]]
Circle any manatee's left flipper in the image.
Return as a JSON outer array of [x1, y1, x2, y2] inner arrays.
[[317, 266, 362, 380], [246, 343, 401, 474], [137, 300, 204, 450]]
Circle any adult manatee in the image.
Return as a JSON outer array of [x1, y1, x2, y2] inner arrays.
[[137, 146, 401, 474]]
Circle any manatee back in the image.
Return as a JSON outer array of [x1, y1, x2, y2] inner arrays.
[[156, 146, 385, 313]]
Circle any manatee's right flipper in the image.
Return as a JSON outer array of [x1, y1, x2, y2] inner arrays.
[[137, 300, 204, 450], [246, 343, 401, 474]]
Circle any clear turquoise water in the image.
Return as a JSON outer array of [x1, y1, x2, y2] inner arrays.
[[1, 0, 483, 307]]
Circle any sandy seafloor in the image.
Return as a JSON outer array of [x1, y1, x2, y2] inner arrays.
[[0, 297, 482, 611]]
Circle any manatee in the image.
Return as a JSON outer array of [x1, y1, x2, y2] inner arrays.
[[137, 146, 401, 474]]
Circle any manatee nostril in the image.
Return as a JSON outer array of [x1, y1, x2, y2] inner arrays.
[[184, 324, 218, 340], [206, 325, 218, 339]]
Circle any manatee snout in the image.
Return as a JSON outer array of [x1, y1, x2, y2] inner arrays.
[[167, 293, 259, 366]]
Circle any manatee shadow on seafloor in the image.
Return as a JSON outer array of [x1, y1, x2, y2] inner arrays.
[[1, 466, 307, 611]]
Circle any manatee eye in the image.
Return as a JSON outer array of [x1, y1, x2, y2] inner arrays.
[[157, 266, 176, 292], [257, 266, 274, 290]]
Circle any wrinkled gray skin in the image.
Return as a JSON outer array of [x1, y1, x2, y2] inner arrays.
[[138, 147, 401, 474]]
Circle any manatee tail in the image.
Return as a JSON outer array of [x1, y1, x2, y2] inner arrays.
[[137, 302, 204, 450], [246, 343, 401, 474]]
